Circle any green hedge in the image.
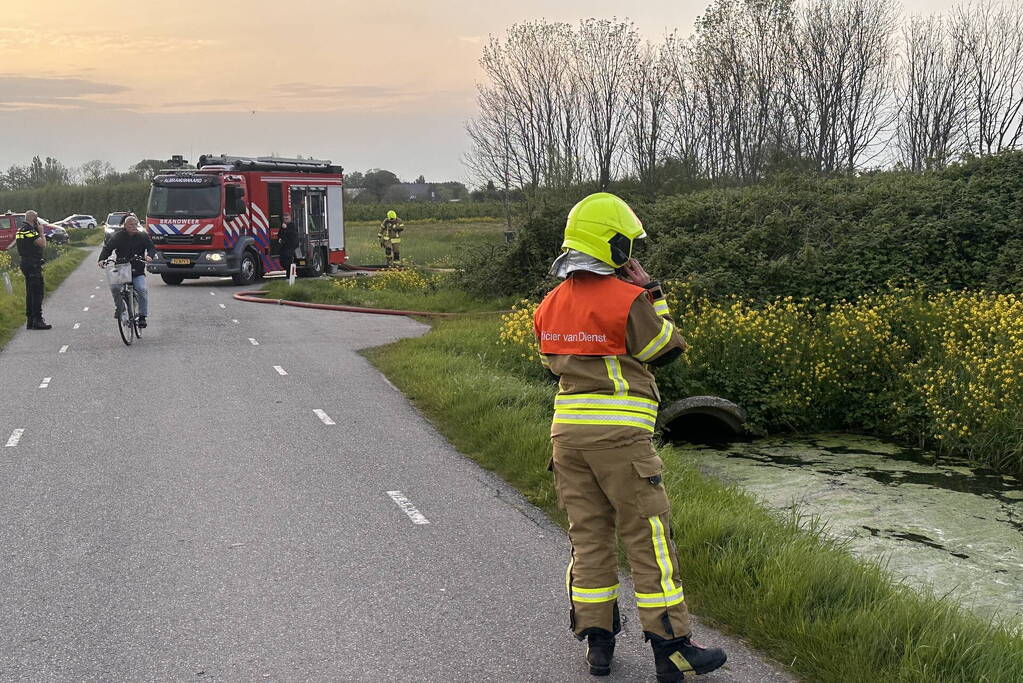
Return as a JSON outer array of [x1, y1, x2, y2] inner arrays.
[[344, 201, 505, 222], [460, 151, 1023, 302], [0, 183, 149, 222]]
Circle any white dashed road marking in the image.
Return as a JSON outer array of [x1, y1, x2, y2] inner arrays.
[[59, 345, 68, 354], [231, 319, 239, 324], [386, 491, 431, 525], [5, 429, 24, 447], [73, 322, 80, 329], [38, 377, 51, 389], [89, 294, 95, 299], [274, 366, 288, 376], [210, 291, 216, 296], [82, 307, 89, 312], [313, 409, 335, 425], [248, 338, 259, 346], [219, 303, 226, 309]]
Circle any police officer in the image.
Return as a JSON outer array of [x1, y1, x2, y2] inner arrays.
[[277, 212, 298, 277], [533, 193, 726, 681], [378, 210, 404, 266], [16, 210, 51, 330]]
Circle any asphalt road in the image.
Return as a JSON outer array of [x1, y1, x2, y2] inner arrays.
[[0, 253, 794, 682]]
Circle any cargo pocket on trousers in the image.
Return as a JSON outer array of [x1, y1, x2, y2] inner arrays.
[[632, 455, 670, 518]]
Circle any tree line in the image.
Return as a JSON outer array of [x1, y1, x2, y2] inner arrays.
[[466, 0, 1023, 194]]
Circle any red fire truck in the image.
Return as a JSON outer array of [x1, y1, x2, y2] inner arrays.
[[146, 155, 346, 285]]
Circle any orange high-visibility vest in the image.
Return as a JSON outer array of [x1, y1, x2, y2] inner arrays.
[[534, 273, 645, 356]]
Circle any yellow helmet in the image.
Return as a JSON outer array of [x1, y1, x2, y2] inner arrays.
[[562, 193, 646, 267], [387, 210, 397, 219]]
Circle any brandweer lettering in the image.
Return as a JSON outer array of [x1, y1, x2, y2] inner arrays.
[[540, 330, 608, 343]]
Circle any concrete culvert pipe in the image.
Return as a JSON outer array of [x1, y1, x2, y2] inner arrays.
[[658, 396, 748, 445]]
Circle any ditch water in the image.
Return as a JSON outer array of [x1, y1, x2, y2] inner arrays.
[[676, 434, 1023, 623]]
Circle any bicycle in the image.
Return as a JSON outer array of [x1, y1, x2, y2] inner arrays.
[[103, 257, 145, 346]]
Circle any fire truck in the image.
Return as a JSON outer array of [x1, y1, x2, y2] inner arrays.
[[146, 155, 346, 285]]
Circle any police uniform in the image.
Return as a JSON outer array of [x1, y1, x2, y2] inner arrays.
[[532, 193, 725, 682], [15, 220, 48, 329]]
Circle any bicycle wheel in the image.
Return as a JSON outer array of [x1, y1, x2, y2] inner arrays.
[[118, 288, 133, 346], [131, 289, 142, 339]]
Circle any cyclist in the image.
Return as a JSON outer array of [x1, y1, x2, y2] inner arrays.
[[97, 215, 157, 328]]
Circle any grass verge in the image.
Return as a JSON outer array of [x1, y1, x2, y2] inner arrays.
[[0, 246, 91, 349], [365, 315, 1023, 682], [342, 220, 506, 267], [262, 277, 513, 314]]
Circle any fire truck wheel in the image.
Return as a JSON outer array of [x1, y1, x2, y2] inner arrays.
[[161, 274, 185, 285], [232, 251, 262, 285], [301, 247, 325, 278]]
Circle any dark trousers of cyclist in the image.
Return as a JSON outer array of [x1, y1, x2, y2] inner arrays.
[[20, 262, 44, 322], [109, 275, 149, 317]]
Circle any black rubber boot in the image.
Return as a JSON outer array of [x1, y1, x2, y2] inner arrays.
[[649, 634, 726, 681], [31, 318, 52, 330], [584, 628, 615, 676]]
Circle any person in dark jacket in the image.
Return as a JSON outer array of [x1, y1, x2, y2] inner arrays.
[[15, 210, 50, 330], [277, 212, 299, 277], [97, 215, 157, 328]]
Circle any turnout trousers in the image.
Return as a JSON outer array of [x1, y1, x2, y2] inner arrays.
[[552, 440, 692, 640], [20, 261, 44, 321]]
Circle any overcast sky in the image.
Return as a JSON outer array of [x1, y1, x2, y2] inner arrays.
[[2, 0, 960, 183]]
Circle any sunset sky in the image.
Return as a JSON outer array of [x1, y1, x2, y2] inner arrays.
[[2, 0, 959, 183]]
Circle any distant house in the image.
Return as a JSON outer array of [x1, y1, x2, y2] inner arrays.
[[384, 183, 436, 202]]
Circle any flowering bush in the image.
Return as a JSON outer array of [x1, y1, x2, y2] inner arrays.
[[498, 283, 1023, 473]]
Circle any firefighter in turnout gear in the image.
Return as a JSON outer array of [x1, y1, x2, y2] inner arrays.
[[15, 210, 51, 330], [378, 210, 404, 266], [533, 193, 726, 681]]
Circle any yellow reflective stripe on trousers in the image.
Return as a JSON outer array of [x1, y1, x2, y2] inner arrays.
[[636, 319, 675, 362], [603, 356, 629, 395], [635, 587, 685, 608], [553, 411, 655, 432], [653, 298, 670, 317], [554, 394, 657, 417], [641, 515, 683, 606], [571, 583, 621, 603]]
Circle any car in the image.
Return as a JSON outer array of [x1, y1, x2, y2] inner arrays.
[[58, 214, 97, 229], [43, 223, 69, 244], [103, 211, 135, 244]]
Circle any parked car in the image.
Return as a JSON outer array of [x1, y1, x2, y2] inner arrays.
[[57, 214, 97, 229], [1, 212, 17, 251], [43, 223, 69, 244], [103, 211, 134, 245]]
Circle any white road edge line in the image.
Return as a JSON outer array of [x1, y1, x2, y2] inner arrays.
[[59, 345, 69, 354], [248, 338, 259, 346], [386, 491, 431, 525], [274, 366, 288, 376], [39, 377, 51, 389], [5, 429, 24, 447], [313, 409, 335, 425]]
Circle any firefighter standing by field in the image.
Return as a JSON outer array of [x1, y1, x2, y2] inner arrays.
[[378, 210, 404, 266], [533, 193, 726, 681], [15, 210, 51, 330]]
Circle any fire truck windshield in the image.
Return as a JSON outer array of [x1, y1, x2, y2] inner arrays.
[[147, 183, 221, 219]]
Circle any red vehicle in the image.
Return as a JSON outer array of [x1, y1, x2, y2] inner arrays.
[[146, 155, 347, 285], [1, 212, 17, 251]]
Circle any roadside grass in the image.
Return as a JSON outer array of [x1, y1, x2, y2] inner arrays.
[[67, 228, 104, 246], [342, 220, 506, 267], [262, 275, 514, 314], [364, 315, 1023, 683], [0, 246, 90, 349]]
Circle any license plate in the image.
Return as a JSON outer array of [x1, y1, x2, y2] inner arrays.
[[171, 258, 190, 265]]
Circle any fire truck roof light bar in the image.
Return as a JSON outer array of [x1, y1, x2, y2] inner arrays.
[[197, 154, 343, 175]]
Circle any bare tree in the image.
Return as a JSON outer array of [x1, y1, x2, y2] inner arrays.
[[897, 15, 969, 171], [576, 18, 641, 189], [951, 0, 1023, 155], [626, 42, 673, 190]]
